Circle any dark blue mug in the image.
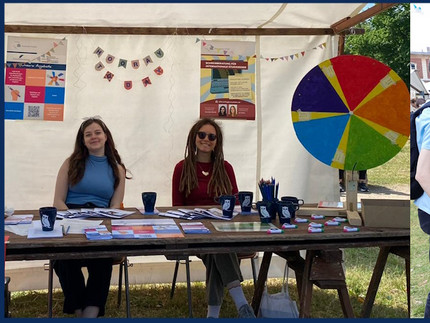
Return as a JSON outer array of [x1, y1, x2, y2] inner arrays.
[[142, 192, 157, 213], [257, 201, 275, 223], [39, 207, 57, 231], [280, 196, 304, 211], [238, 191, 253, 213], [218, 195, 236, 218], [276, 200, 296, 224]]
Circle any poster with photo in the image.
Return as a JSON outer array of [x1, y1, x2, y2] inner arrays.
[[200, 40, 256, 120], [5, 36, 67, 121]]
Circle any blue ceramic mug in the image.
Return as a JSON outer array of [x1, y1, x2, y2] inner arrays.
[[39, 207, 57, 231], [238, 191, 253, 213], [142, 192, 157, 213], [276, 200, 296, 224], [218, 195, 236, 218]]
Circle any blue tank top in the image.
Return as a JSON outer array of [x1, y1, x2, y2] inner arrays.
[[66, 155, 115, 208]]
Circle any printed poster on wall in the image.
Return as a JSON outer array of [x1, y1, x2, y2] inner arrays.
[[200, 40, 256, 120], [5, 36, 67, 121]]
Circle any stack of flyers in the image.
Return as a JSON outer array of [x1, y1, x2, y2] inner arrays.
[[180, 222, 211, 234], [84, 225, 112, 240]]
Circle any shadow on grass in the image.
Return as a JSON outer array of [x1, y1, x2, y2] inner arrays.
[[9, 279, 408, 319]]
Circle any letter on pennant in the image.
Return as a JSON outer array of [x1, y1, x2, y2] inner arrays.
[[142, 77, 152, 87], [104, 71, 114, 82], [118, 59, 127, 68], [143, 55, 153, 66], [124, 81, 133, 90], [93, 47, 104, 57], [131, 60, 140, 69], [106, 54, 115, 64], [154, 48, 164, 58], [95, 61, 105, 71], [154, 66, 163, 76]]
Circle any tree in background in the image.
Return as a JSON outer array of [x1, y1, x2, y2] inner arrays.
[[345, 4, 410, 88]]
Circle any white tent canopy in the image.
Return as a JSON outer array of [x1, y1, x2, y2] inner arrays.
[[5, 3, 368, 210]]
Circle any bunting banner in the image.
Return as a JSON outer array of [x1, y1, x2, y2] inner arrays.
[[199, 40, 256, 120], [93, 46, 165, 90], [5, 36, 67, 121], [261, 42, 327, 62]]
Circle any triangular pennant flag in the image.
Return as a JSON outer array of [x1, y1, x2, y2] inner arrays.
[[319, 44, 324, 49], [154, 48, 164, 58], [142, 77, 152, 87], [290, 55, 294, 60], [195, 38, 200, 43], [154, 66, 163, 76], [266, 58, 269, 61], [124, 81, 132, 90], [313, 47, 317, 50], [46, 52, 52, 57], [210, 45, 214, 50], [285, 56, 289, 61], [104, 71, 114, 82], [94, 46, 104, 57], [50, 48, 55, 53], [202, 41, 207, 46], [131, 60, 140, 69], [295, 53, 299, 58], [118, 59, 127, 68], [53, 42, 58, 48], [301, 51, 305, 56], [322, 42, 327, 48]]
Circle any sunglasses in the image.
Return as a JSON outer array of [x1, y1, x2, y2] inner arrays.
[[197, 131, 217, 141]]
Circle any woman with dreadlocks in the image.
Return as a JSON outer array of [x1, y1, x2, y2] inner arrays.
[[172, 118, 255, 319]]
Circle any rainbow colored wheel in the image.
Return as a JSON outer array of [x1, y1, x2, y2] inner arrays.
[[291, 55, 409, 171]]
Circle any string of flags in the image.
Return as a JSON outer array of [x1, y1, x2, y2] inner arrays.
[[196, 38, 327, 63], [93, 46, 165, 90], [261, 42, 327, 62]]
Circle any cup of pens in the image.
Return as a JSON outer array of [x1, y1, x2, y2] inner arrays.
[[258, 178, 279, 220]]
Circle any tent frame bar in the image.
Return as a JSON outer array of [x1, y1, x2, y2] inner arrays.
[[5, 26, 337, 36]]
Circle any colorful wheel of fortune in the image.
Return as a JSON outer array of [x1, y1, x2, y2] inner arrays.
[[291, 55, 410, 171]]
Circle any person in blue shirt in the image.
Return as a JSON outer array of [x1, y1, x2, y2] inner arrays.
[[53, 117, 129, 318], [415, 108, 430, 318]]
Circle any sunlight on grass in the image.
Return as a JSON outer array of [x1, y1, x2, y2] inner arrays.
[[411, 202, 429, 318]]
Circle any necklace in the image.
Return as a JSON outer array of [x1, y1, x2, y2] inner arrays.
[[197, 162, 211, 176]]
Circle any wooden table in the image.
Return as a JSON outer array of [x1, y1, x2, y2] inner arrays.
[[5, 207, 409, 317]]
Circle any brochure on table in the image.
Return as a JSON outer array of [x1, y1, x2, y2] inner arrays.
[[111, 219, 183, 239], [159, 208, 237, 221], [57, 208, 135, 219]]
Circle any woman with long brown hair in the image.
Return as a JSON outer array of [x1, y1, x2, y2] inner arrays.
[[172, 118, 255, 318], [53, 117, 129, 318]]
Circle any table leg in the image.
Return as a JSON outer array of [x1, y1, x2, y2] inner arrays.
[[299, 250, 316, 318], [251, 251, 272, 315], [360, 246, 391, 318]]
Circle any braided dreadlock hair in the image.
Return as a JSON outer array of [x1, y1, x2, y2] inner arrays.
[[179, 118, 232, 198]]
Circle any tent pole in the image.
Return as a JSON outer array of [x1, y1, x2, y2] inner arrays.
[[255, 35, 262, 201]]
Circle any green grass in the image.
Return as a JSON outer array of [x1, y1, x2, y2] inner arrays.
[[368, 139, 409, 186], [9, 248, 408, 318], [411, 202, 429, 318]]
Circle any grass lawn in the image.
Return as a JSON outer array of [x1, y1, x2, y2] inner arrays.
[[411, 202, 429, 318]]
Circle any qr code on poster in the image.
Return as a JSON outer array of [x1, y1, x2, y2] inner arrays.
[[28, 105, 40, 118]]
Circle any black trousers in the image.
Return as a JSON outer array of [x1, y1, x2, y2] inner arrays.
[[339, 169, 367, 181], [53, 258, 113, 316]]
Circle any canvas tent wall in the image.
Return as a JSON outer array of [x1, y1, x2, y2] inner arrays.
[[4, 3, 368, 210]]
